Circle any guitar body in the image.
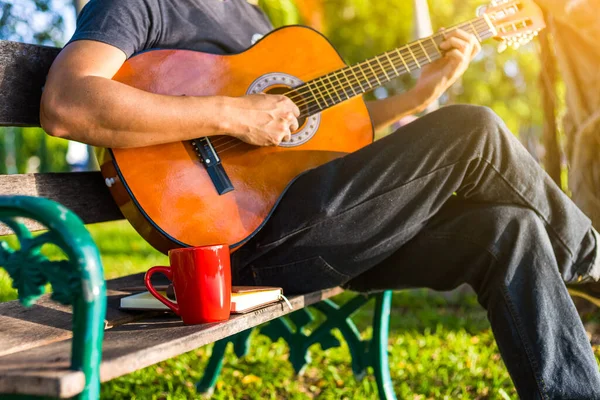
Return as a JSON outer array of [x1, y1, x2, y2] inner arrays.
[[99, 26, 374, 253]]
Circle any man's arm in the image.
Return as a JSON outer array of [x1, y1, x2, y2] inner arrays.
[[366, 29, 481, 132], [41, 40, 299, 148]]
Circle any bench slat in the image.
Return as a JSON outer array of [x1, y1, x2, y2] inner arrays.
[[0, 369, 85, 399], [0, 272, 168, 357], [0, 40, 60, 127], [0, 289, 164, 358], [0, 172, 123, 234], [0, 286, 343, 398]]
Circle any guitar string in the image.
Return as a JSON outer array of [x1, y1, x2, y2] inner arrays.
[[210, 17, 511, 151], [210, 14, 528, 153], [211, 19, 490, 149], [293, 21, 495, 119], [289, 3, 527, 108], [211, 24, 490, 151], [287, 19, 491, 110], [284, 17, 490, 107], [311, 11, 530, 108], [211, 29, 491, 153], [211, 19, 494, 151], [211, 34, 486, 153]]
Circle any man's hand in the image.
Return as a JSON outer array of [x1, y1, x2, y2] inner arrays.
[[413, 28, 481, 105], [229, 94, 300, 146]]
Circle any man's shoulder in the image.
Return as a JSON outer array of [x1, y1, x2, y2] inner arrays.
[[70, 0, 161, 59]]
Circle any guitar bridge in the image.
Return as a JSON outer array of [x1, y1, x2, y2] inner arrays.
[[191, 137, 234, 195]]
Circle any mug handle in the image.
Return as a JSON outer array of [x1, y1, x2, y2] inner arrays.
[[144, 266, 180, 315]]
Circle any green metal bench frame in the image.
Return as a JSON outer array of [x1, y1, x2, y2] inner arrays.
[[0, 196, 106, 400], [197, 291, 396, 399], [0, 195, 396, 399]]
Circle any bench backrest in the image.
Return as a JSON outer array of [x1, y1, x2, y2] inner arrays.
[[0, 40, 123, 235]]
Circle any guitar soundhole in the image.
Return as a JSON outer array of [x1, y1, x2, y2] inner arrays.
[[246, 72, 321, 147], [264, 86, 308, 131]]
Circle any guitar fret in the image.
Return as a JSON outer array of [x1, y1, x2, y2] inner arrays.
[[325, 74, 343, 103], [375, 56, 390, 80], [306, 81, 323, 110], [429, 37, 442, 56], [349, 65, 365, 92], [296, 17, 495, 114], [395, 48, 410, 72], [469, 21, 481, 41], [357, 64, 373, 89], [384, 52, 399, 75], [366, 60, 382, 85], [341, 69, 358, 96], [315, 77, 331, 107], [407, 45, 421, 68], [418, 40, 431, 62]]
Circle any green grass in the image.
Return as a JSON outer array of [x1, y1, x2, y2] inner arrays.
[[1, 221, 599, 399]]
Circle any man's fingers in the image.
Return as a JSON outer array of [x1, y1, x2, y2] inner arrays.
[[279, 95, 300, 117], [439, 37, 470, 53], [471, 39, 482, 59], [291, 103, 300, 117], [278, 127, 292, 144], [445, 49, 464, 63], [290, 118, 299, 132], [284, 112, 299, 132], [440, 28, 478, 55], [449, 28, 473, 42]]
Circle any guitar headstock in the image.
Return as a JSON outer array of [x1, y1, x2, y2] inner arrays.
[[479, 0, 546, 51]]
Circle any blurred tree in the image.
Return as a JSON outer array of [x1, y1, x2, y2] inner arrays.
[[536, 0, 600, 225], [0, 0, 64, 45], [259, 0, 302, 27], [0, 0, 69, 173]]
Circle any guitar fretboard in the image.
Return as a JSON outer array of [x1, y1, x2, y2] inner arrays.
[[291, 16, 495, 118]]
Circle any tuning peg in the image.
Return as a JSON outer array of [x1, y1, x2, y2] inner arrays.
[[498, 42, 508, 53]]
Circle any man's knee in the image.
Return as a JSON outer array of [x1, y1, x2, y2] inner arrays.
[[440, 104, 499, 126]]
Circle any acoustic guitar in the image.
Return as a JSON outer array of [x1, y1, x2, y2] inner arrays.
[[98, 0, 545, 253]]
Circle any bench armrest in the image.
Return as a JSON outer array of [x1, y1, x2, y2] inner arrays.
[[0, 195, 106, 400]]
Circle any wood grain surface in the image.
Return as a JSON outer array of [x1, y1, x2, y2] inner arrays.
[[0, 172, 123, 235], [0, 40, 60, 127], [0, 272, 169, 358], [0, 281, 343, 397]]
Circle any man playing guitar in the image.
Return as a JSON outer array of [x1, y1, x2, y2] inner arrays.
[[40, 0, 600, 397]]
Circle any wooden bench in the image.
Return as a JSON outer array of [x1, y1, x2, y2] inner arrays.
[[0, 39, 396, 399]]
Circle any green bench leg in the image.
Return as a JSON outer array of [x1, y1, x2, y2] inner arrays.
[[370, 290, 396, 400], [196, 328, 253, 394], [196, 291, 397, 399], [0, 196, 106, 400]]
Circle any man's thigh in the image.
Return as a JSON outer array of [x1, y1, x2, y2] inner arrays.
[[232, 109, 468, 292]]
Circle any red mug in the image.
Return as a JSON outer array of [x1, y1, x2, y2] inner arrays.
[[144, 245, 231, 324]]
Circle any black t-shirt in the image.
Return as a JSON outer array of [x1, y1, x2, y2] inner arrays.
[[68, 0, 274, 57]]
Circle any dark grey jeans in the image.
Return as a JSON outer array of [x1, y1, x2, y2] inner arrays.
[[232, 104, 600, 399]]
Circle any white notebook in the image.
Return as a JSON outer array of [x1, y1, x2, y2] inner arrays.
[[120, 286, 284, 314]]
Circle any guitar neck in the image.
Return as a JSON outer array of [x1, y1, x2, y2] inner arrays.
[[295, 15, 496, 117]]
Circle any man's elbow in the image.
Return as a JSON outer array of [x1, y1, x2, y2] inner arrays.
[[40, 94, 77, 140]]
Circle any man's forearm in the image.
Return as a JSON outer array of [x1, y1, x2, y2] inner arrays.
[[41, 75, 237, 148], [366, 88, 434, 132]]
